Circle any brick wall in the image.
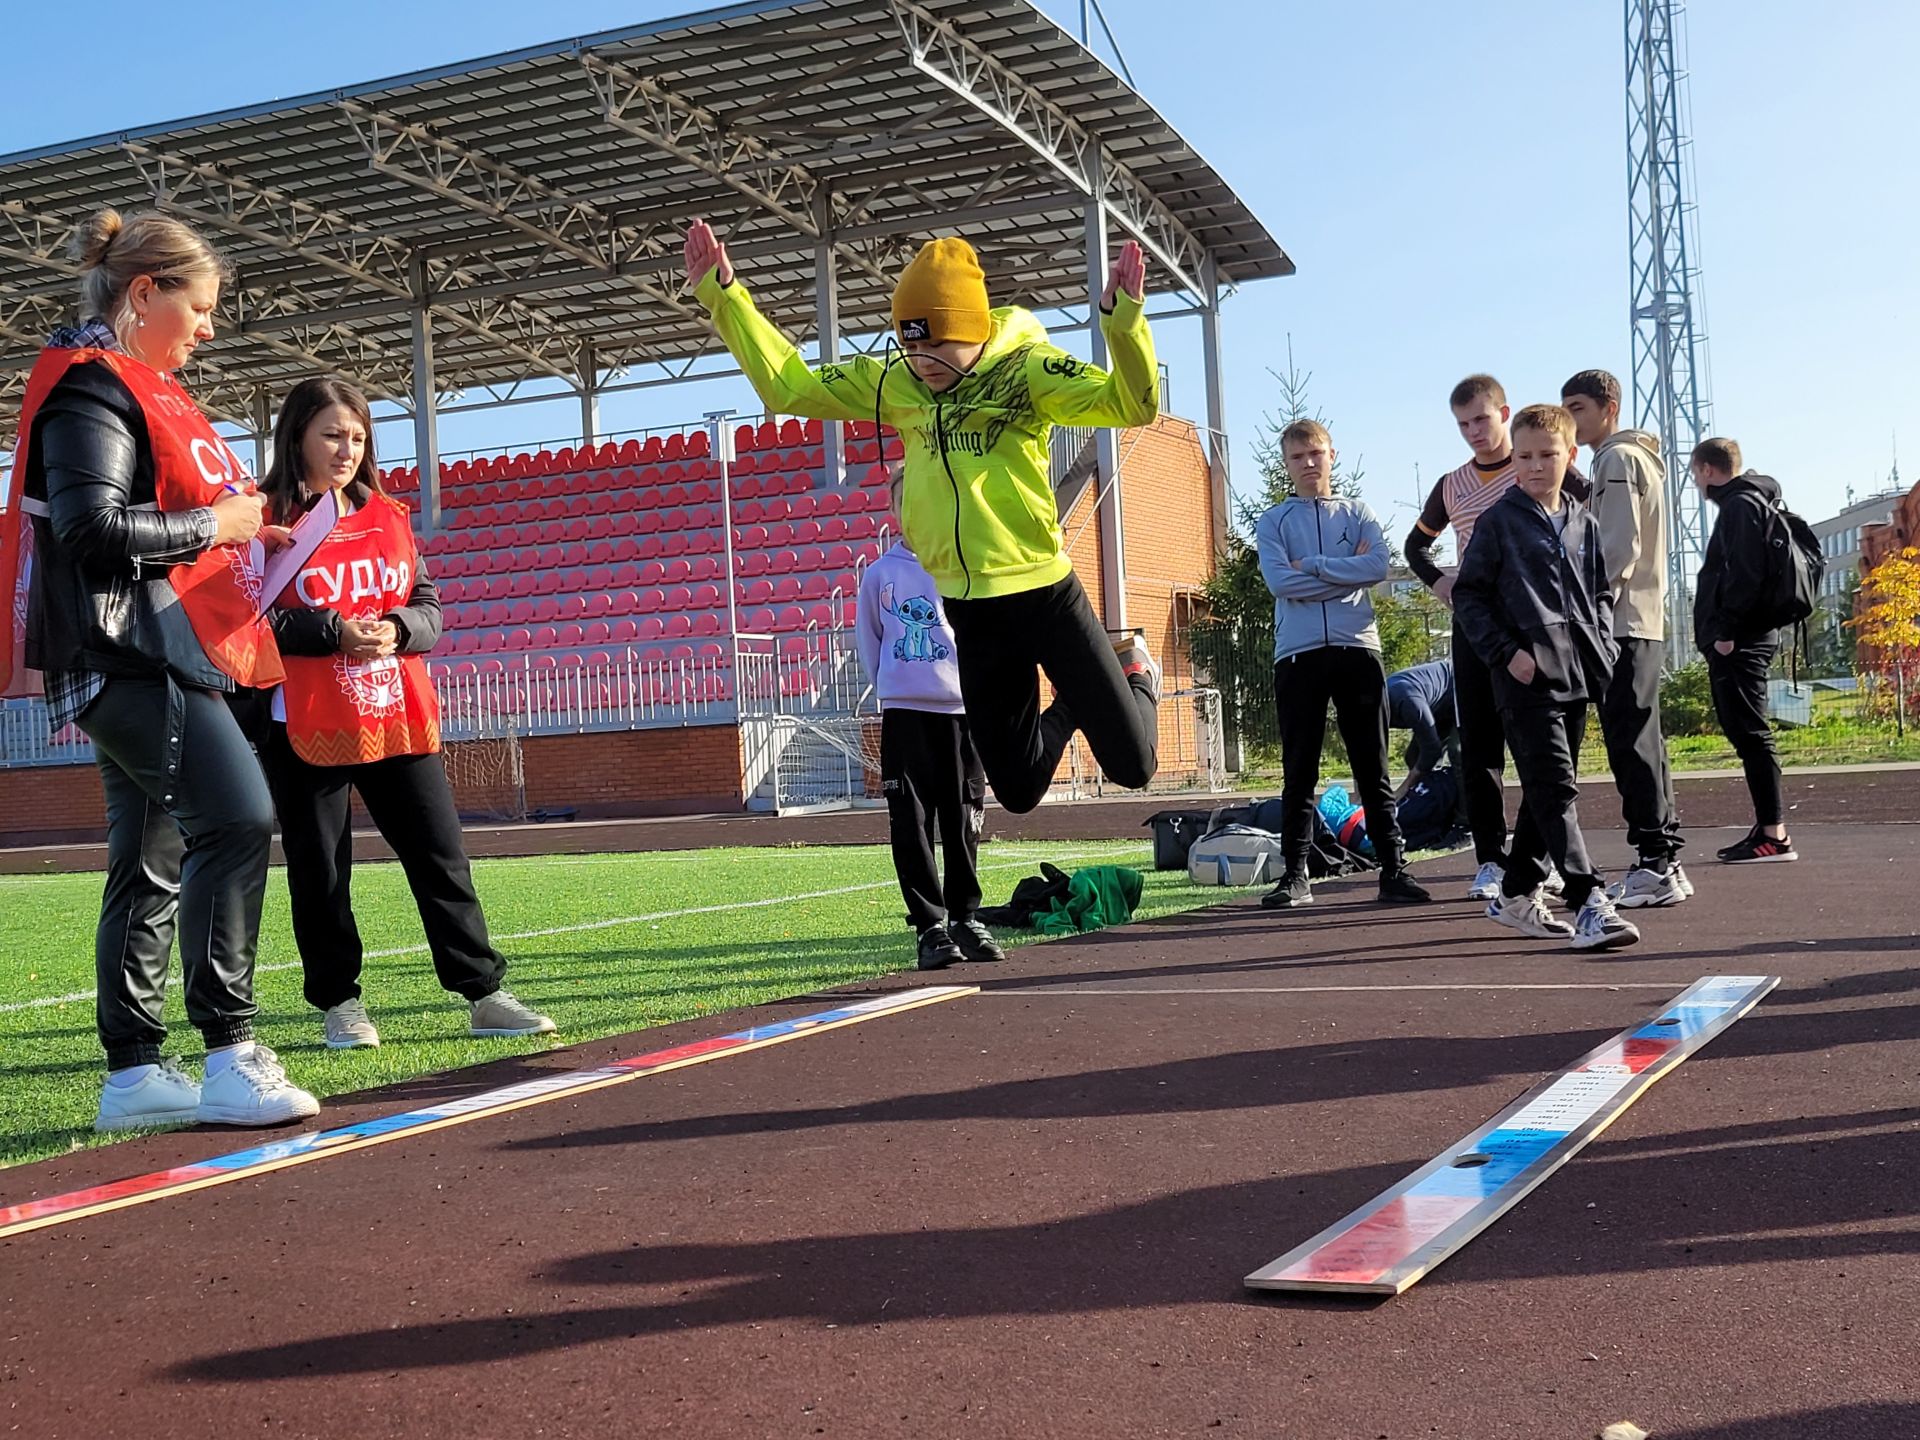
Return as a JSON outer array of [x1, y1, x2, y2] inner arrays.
[[0, 723, 747, 845], [1051, 415, 1218, 789], [0, 763, 108, 844]]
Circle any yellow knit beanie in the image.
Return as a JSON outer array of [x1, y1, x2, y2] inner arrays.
[[891, 237, 991, 345]]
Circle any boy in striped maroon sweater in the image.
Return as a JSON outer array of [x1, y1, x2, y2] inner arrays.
[[1405, 374, 1546, 903]]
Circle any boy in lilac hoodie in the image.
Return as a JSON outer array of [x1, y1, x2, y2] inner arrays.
[[856, 482, 1005, 970]]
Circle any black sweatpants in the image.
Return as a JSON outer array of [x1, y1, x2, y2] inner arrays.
[[1451, 626, 1514, 866], [1273, 647, 1405, 875], [1599, 636, 1684, 863], [79, 677, 272, 1070], [1499, 702, 1602, 909], [1707, 639, 1783, 827], [261, 724, 506, 1013], [944, 572, 1157, 814], [880, 707, 986, 931]]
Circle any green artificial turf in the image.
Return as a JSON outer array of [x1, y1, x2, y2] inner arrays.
[[0, 838, 1227, 1169]]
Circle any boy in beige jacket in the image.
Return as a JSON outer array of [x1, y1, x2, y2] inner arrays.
[[1561, 369, 1689, 908]]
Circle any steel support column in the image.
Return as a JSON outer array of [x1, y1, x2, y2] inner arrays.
[[410, 257, 442, 534], [250, 390, 271, 481], [579, 342, 601, 448], [1085, 153, 1125, 631], [1198, 251, 1230, 561], [813, 193, 847, 488]]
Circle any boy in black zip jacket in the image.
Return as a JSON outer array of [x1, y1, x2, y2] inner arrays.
[[1690, 437, 1796, 863], [1453, 405, 1639, 951]]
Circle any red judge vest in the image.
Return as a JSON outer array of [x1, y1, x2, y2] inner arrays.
[[276, 491, 440, 766], [3, 346, 282, 691]]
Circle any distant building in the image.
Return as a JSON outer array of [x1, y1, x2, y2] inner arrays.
[[1813, 487, 1903, 621]]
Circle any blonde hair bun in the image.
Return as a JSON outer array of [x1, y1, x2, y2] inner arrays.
[[72, 208, 126, 270]]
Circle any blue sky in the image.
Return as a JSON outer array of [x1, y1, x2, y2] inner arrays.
[[4, 0, 1910, 540]]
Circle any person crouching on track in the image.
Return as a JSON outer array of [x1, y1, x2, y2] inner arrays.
[[6, 209, 318, 1131], [256, 377, 554, 1050], [1452, 405, 1639, 951], [856, 476, 1005, 971], [685, 220, 1162, 814], [1255, 419, 1432, 910]]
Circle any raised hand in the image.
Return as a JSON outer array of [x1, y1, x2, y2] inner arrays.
[[683, 219, 734, 291], [1101, 238, 1146, 310]]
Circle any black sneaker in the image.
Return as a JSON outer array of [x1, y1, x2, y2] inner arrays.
[[1720, 833, 1798, 864], [950, 917, 1006, 963], [1378, 870, 1433, 904], [1261, 871, 1312, 909], [1716, 827, 1762, 859], [916, 924, 965, 970]]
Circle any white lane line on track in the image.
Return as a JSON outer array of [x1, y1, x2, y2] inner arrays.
[[0, 845, 1151, 1016], [971, 982, 1694, 995]]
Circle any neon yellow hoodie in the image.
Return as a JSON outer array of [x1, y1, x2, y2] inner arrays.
[[696, 270, 1159, 600]]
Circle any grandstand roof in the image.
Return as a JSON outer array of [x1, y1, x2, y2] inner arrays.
[[0, 0, 1289, 437]]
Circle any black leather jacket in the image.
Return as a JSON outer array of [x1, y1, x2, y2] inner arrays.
[[23, 358, 229, 689]]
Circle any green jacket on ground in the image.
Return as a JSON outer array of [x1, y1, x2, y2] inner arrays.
[[696, 270, 1159, 600], [1033, 864, 1145, 936]]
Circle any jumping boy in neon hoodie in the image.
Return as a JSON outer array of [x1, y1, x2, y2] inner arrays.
[[684, 220, 1161, 813]]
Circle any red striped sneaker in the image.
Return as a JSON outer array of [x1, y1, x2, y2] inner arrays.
[[1113, 631, 1161, 703], [1720, 833, 1797, 864]]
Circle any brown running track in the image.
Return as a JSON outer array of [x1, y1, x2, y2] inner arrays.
[[1, 820, 1916, 1439]]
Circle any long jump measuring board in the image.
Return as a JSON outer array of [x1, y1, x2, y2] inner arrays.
[[1245, 974, 1777, 1296], [0, 984, 974, 1241]]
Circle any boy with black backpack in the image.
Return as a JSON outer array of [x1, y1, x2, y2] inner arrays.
[[1690, 437, 1822, 863]]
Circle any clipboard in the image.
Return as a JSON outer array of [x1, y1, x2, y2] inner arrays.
[[256, 490, 341, 617]]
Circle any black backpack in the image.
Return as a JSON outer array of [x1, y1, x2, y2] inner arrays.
[[1397, 765, 1464, 851], [1756, 491, 1824, 632]]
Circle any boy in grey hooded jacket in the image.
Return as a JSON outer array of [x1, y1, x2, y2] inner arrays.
[[1254, 420, 1431, 909], [1561, 369, 1689, 908]]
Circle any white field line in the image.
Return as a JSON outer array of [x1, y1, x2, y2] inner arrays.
[[984, 982, 1692, 995], [0, 845, 1152, 1016]]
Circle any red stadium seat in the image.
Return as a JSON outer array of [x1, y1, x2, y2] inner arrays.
[[847, 515, 877, 540], [663, 614, 693, 639], [583, 592, 614, 619], [584, 621, 613, 645], [775, 605, 806, 632], [738, 551, 770, 578], [799, 575, 829, 601], [635, 560, 665, 587], [663, 558, 692, 585], [826, 543, 855, 568], [767, 549, 798, 576], [818, 517, 850, 542], [611, 618, 640, 642], [772, 576, 803, 603], [554, 623, 584, 647], [636, 616, 664, 641], [533, 597, 561, 622]]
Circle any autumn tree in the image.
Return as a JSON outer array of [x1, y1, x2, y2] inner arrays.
[[1846, 545, 1920, 734]]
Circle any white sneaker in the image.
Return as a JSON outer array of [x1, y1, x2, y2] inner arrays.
[[1468, 862, 1504, 902], [1113, 632, 1162, 704], [469, 989, 557, 1038], [323, 998, 381, 1050], [1541, 863, 1567, 898], [1611, 864, 1686, 909], [195, 1045, 320, 1127], [1571, 892, 1641, 951], [1672, 864, 1695, 898], [1488, 891, 1574, 939], [96, 1058, 202, 1133]]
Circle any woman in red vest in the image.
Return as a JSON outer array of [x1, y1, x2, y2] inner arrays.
[[7, 210, 318, 1131], [258, 377, 553, 1050]]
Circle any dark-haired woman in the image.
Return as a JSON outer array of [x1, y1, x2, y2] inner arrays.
[[5, 208, 318, 1130], [258, 376, 553, 1049]]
